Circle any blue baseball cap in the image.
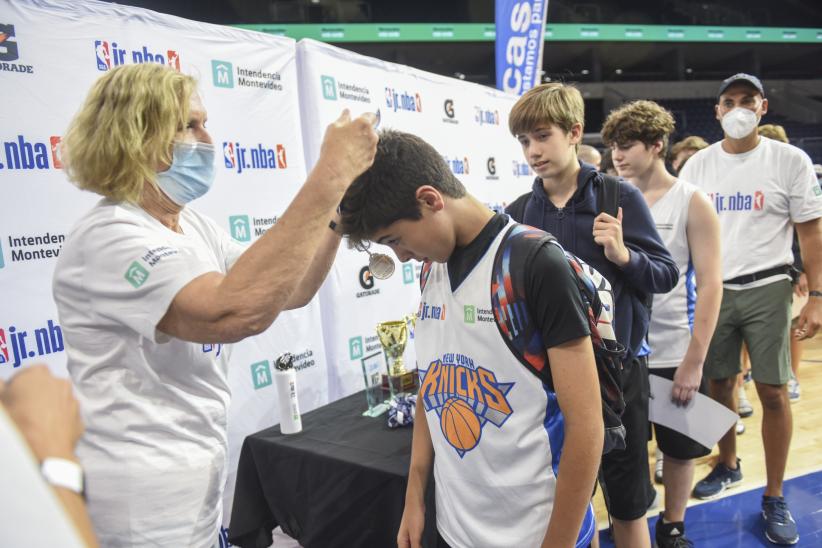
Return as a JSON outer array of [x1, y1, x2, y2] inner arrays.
[[718, 73, 765, 98]]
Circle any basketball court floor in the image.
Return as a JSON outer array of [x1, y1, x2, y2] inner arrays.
[[595, 335, 822, 547]]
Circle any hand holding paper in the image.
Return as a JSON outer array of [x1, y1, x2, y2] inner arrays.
[[648, 374, 737, 449]]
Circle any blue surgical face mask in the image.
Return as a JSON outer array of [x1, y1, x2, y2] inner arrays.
[[156, 141, 216, 205]]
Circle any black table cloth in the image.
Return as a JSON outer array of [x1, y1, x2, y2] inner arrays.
[[228, 390, 436, 548]]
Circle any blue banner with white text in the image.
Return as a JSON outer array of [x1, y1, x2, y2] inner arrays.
[[495, 0, 549, 95]]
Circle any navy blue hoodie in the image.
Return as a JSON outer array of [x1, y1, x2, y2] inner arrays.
[[507, 162, 679, 363]]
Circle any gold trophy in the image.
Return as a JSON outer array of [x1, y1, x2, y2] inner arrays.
[[376, 315, 418, 397]]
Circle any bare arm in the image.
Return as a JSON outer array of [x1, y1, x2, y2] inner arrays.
[[0, 367, 98, 548], [283, 218, 343, 310], [795, 217, 822, 339], [672, 192, 723, 405], [397, 395, 434, 548], [541, 336, 603, 548], [157, 111, 377, 343]]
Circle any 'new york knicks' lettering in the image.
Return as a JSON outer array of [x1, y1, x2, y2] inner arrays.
[[418, 355, 514, 458]]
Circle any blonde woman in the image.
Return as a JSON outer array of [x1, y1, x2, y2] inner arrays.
[[53, 63, 377, 547]]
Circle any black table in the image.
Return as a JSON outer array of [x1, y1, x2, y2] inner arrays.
[[228, 390, 436, 548]]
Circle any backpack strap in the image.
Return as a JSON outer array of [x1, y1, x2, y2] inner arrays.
[[419, 261, 434, 293], [490, 224, 554, 382], [596, 174, 621, 218], [505, 192, 531, 223]]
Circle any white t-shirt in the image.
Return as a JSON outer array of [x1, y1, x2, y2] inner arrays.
[[52, 199, 245, 547], [647, 180, 699, 369], [680, 136, 822, 288], [0, 407, 86, 548], [416, 221, 595, 548]]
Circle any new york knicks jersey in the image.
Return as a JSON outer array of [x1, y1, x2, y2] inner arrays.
[[415, 220, 595, 548], [647, 179, 699, 369]]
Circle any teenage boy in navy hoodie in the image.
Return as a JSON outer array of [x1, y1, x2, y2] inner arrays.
[[506, 83, 679, 548]]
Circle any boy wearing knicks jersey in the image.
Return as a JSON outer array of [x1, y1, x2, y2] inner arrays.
[[338, 130, 603, 548], [602, 100, 722, 548]]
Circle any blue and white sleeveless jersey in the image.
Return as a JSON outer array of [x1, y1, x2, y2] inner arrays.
[[416, 220, 595, 548]]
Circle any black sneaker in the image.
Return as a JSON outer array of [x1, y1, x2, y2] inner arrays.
[[655, 513, 694, 548], [762, 496, 799, 545], [692, 459, 743, 500]]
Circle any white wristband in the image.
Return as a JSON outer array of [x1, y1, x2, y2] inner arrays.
[[41, 457, 85, 496]]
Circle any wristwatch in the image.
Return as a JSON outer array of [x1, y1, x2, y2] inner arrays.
[[41, 457, 85, 496], [809, 290, 822, 298]]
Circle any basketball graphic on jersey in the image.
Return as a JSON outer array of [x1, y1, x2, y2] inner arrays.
[[440, 397, 482, 451]]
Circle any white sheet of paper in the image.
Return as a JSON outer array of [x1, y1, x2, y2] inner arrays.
[[648, 374, 738, 449]]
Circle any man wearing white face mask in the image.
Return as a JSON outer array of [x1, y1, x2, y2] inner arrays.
[[52, 64, 377, 546], [680, 73, 822, 545]]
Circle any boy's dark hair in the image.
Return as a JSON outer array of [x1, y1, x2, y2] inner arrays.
[[600, 100, 675, 158], [339, 129, 466, 246]]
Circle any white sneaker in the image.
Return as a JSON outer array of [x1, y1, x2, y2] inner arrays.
[[738, 386, 754, 418], [787, 378, 801, 402], [736, 420, 745, 435]]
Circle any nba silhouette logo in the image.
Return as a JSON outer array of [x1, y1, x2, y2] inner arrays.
[[94, 40, 111, 71], [167, 50, 180, 71], [223, 142, 236, 169], [754, 191, 765, 210], [321, 75, 337, 100], [0, 328, 7, 364], [50, 136, 63, 169], [276, 144, 287, 168], [0, 241, 4, 269], [229, 215, 251, 242]]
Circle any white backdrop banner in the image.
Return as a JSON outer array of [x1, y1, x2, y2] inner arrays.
[[298, 38, 534, 402], [1, 2, 535, 543], [0, 0, 325, 533]]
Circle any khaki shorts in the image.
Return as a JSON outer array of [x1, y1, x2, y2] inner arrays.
[[705, 279, 792, 386]]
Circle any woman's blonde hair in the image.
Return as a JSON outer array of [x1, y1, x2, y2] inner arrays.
[[63, 63, 197, 203]]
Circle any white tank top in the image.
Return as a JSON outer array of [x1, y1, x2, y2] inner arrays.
[[647, 179, 699, 369], [415, 220, 595, 548]]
